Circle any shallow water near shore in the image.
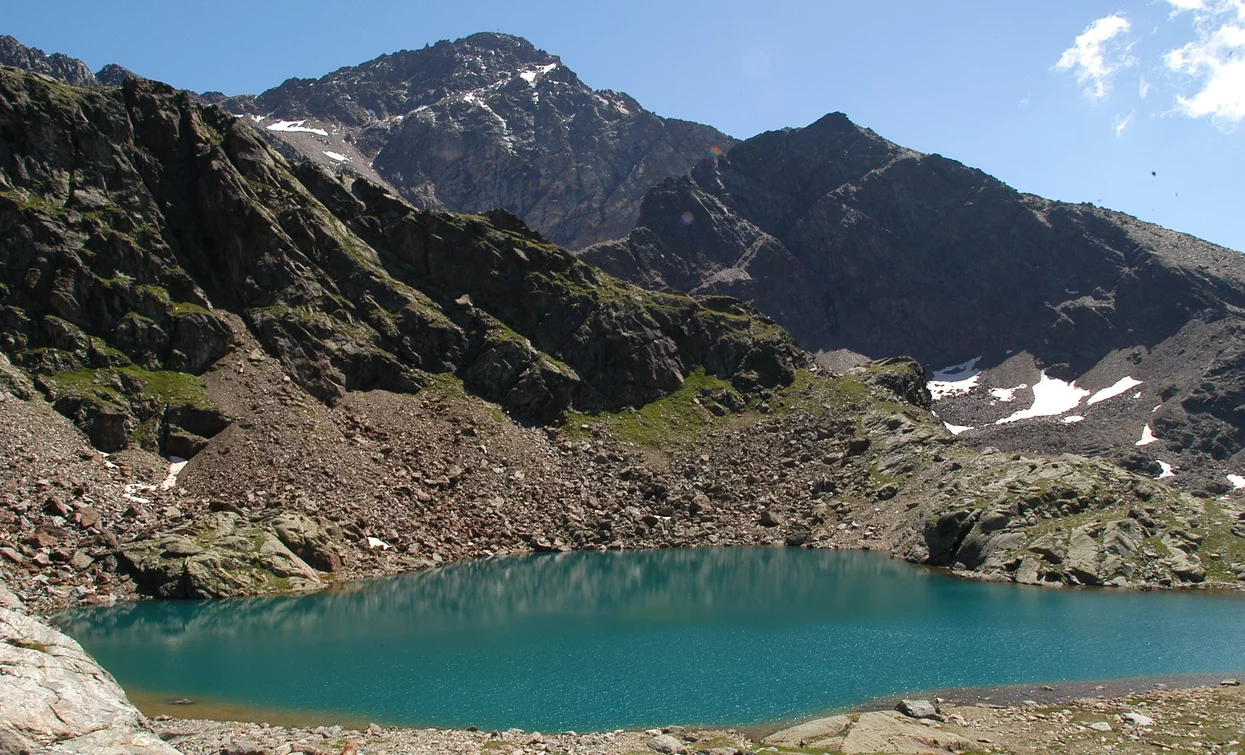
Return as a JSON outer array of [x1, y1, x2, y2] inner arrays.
[[56, 548, 1245, 731]]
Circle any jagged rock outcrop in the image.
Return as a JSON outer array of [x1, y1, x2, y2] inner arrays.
[[0, 582, 182, 753], [582, 112, 1245, 490], [0, 66, 801, 451], [94, 63, 141, 87], [119, 512, 325, 598], [213, 33, 733, 249], [0, 34, 98, 87]]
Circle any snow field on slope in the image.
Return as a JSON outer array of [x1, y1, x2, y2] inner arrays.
[[995, 372, 1090, 425], [928, 356, 982, 400], [1087, 376, 1143, 406], [267, 120, 329, 136]]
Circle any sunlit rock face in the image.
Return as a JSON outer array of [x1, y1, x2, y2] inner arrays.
[[0, 583, 183, 753]]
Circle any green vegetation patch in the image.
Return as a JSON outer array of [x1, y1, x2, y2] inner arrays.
[[566, 367, 735, 446], [773, 370, 872, 416], [1191, 500, 1245, 582], [47, 365, 210, 409]]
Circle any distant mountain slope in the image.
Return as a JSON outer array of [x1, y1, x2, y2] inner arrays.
[[582, 113, 1245, 494]]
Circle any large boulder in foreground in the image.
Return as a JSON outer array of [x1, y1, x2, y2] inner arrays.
[[0, 582, 182, 753]]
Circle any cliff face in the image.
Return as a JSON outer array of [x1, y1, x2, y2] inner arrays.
[[582, 113, 1245, 493]]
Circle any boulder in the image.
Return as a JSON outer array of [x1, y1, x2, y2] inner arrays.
[[1162, 535, 1206, 582], [896, 699, 941, 720], [1014, 557, 1042, 585], [120, 513, 321, 598], [759, 509, 783, 527], [1065, 524, 1103, 585], [271, 512, 343, 573], [923, 510, 976, 565], [649, 733, 687, 754], [840, 711, 974, 755], [764, 715, 851, 746]]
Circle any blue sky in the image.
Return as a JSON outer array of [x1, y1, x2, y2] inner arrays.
[[6, 1, 1243, 251]]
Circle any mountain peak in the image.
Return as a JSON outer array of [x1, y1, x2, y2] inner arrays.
[[454, 31, 550, 58]]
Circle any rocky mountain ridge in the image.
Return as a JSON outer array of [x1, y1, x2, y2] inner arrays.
[[582, 112, 1245, 494], [12, 33, 1242, 495], [0, 34, 99, 87]]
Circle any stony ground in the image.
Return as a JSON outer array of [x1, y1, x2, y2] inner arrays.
[[147, 682, 1245, 755]]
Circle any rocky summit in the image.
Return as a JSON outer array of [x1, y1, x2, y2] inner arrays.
[[581, 112, 1245, 494], [204, 32, 732, 250]]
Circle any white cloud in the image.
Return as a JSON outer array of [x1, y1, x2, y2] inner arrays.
[[1166, 0, 1245, 19], [1054, 14, 1136, 99], [1114, 110, 1137, 136], [1164, 3, 1245, 125], [1166, 0, 1208, 13], [1139, 75, 1151, 98]]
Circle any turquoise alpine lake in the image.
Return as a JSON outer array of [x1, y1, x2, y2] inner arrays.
[[56, 548, 1245, 731]]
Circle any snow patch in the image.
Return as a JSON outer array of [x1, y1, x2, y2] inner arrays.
[[1086, 376, 1142, 406], [944, 422, 973, 436], [518, 63, 557, 86], [1226, 474, 1245, 489], [989, 385, 1025, 403], [266, 120, 329, 136], [122, 483, 156, 505], [1136, 425, 1158, 446], [1157, 461, 1175, 479], [1132, 392, 1142, 399], [159, 457, 189, 491], [995, 372, 1090, 424], [323, 151, 348, 162], [1063, 415, 1085, 423], [366, 536, 392, 550], [928, 357, 982, 400]]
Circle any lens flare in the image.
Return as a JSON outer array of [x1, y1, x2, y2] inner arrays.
[[709, 145, 725, 157], [679, 211, 694, 227]]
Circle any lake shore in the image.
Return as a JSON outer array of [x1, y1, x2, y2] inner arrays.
[[149, 677, 1245, 755]]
